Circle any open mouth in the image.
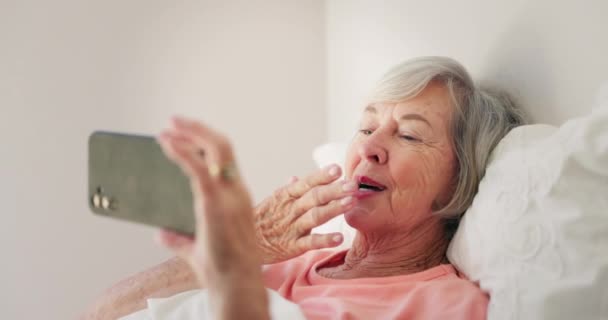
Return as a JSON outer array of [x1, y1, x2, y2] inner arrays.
[[356, 175, 386, 192]]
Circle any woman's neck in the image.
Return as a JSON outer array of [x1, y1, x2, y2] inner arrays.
[[322, 218, 449, 279]]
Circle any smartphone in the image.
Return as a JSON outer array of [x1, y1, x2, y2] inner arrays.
[[88, 131, 195, 235]]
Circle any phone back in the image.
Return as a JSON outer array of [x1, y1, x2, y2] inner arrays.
[[88, 131, 195, 235]]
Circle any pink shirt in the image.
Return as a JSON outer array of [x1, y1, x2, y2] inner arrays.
[[263, 250, 488, 320]]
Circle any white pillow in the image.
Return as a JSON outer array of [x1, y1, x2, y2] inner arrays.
[[311, 142, 357, 249], [313, 93, 608, 320], [447, 103, 608, 320]]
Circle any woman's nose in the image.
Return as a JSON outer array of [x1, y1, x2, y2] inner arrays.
[[358, 140, 388, 165]]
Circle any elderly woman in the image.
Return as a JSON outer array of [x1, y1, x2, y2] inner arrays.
[[83, 56, 524, 319]]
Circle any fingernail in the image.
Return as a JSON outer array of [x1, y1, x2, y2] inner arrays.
[[333, 234, 343, 243], [340, 196, 354, 205], [327, 165, 339, 177], [342, 181, 357, 192]]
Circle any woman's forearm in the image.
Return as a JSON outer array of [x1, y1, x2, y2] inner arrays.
[[82, 256, 199, 320]]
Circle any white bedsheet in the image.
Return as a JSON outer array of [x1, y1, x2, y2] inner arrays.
[[119, 288, 306, 320]]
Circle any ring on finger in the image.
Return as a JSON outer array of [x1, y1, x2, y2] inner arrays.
[[208, 162, 239, 182]]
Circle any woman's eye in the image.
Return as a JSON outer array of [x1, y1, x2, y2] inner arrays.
[[400, 135, 419, 142], [359, 129, 373, 135]]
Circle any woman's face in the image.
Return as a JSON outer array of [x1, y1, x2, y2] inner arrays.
[[344, 81, 456, 233]]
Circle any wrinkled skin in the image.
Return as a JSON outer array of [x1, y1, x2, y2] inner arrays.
[[253, 165, 359, 264]]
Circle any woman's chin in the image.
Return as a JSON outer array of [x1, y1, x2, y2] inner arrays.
[[343, 206, 373, 230]]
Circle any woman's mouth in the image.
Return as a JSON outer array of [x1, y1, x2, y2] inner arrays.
[[354, 175, 386, 199]]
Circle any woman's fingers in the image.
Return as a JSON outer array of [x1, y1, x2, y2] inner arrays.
[[158, 131, 214, 196], [292, 180, 358, 217], [157, 131, 197, 164], [285, 164, 342, 198], [171, 116, 236, 175], [295, 233, 344, 251], [295, 196, 356, 232]]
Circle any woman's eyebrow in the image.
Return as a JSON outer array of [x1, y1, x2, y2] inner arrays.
[[399, 114, 432, 128], [364, 106, 431, 128]]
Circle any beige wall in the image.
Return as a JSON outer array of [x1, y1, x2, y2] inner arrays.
[[0, 1, 325, 319], [326, 0, 608, 141]]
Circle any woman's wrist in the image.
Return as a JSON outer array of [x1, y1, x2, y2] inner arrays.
[[208, 272, 270, 320]]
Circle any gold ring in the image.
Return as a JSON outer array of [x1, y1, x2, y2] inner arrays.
[[208, 163, 238, 182]]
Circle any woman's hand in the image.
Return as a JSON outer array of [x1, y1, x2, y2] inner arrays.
[[255, 166, 359, 264], [157, 116, 269, 319]]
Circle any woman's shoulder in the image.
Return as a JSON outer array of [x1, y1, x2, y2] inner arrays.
[[428, 264, 489, 315], [394, 264, 488, 320], [429, 264, 486, 293]]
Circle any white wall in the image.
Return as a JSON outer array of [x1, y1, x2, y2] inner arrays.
[[0, 1, 325, 319], [3, 0, 607, 318], [326, 0, 608, 142]]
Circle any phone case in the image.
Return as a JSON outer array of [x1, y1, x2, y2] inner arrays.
[[88, 131, 195, 235]]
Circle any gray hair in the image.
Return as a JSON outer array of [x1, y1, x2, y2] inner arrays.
[[368, 56, 526, 224]]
